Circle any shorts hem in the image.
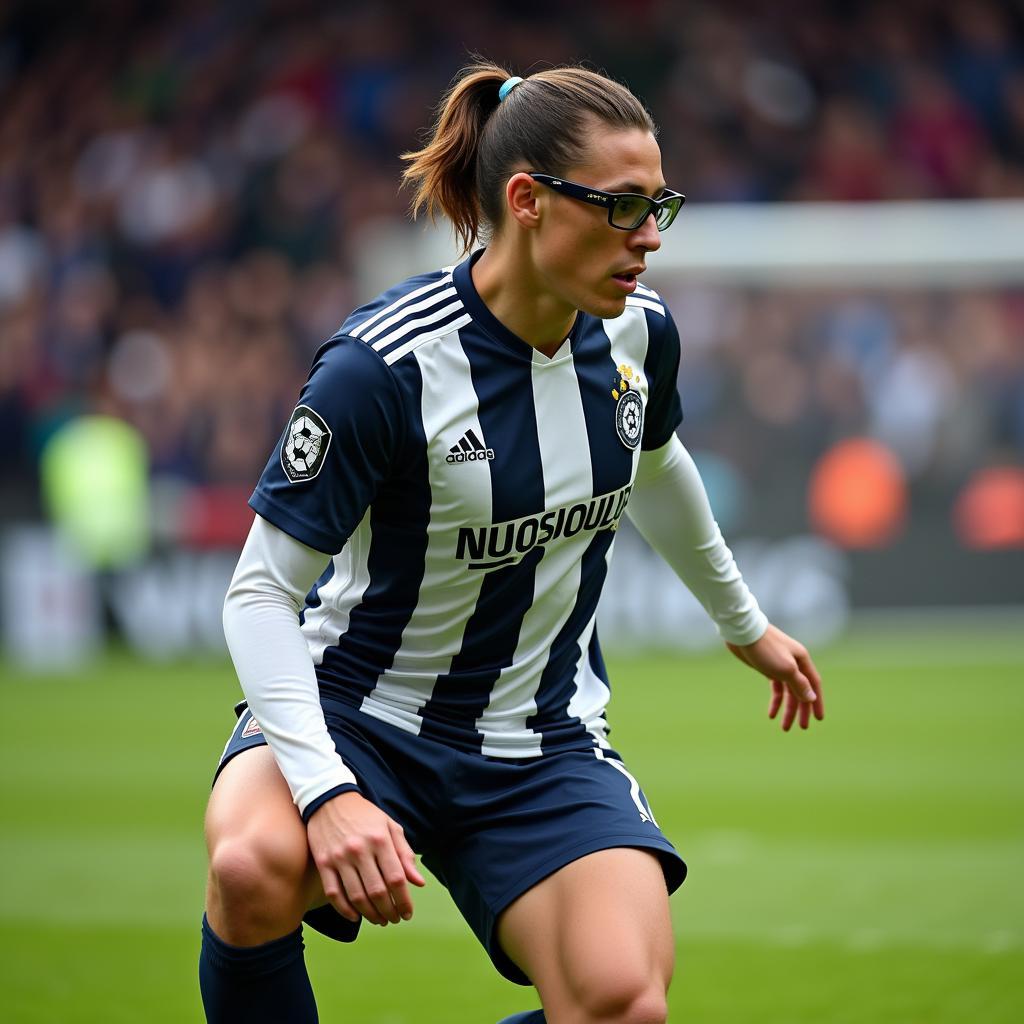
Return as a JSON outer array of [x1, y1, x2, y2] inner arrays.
[[212, 734, 268, 787], [485, 832, 686, 986], [491, 832, 685, 915]]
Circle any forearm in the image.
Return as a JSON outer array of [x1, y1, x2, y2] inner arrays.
[[222, 516, 359, 817], [627, 436, 768, 645]]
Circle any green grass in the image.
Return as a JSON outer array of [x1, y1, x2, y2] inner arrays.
[[1, 622, 1021, 1022]]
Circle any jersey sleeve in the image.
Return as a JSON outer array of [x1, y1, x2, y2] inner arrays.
[[250, 335, 405, 554], [641, 304, 684, 451]]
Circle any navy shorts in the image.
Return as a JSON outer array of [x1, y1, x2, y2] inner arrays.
[[215, 699, 687, 985]]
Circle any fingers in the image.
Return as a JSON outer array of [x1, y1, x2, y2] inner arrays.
[[316, 828, 425, 926], [797, 651, 825, 721], [354, 834, 414, 925], [770, 666, 813, 735], [390, 820, 427, 888], [745, 626, 824, 733], [338, 853, 395, 925], [317, 864, 360, 923], [775, 665, 824, 732], [788, 664, 817, 703], [775, 681, 824, 732], [307, 794, 426, 928], [781, 685, 800, 731], [799, 692, 811, 730], [374, 835, 415, 922]]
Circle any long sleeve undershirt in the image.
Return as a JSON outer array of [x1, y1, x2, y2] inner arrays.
[[628, 435, 768, 646], [222, 517, 358, 818]]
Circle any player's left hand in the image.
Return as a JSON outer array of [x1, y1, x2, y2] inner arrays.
[[726, 623, 825, 731]]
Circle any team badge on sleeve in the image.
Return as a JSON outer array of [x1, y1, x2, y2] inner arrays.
[[281, 405, 332, 482]]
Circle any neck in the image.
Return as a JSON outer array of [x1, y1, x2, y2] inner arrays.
[[471, 244, 576, 358]]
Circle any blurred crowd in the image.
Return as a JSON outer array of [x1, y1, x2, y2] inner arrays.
[[1, 0, 1022, 532], [656, 281, 1024, 535]]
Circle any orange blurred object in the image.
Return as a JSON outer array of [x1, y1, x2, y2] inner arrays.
[[953, 467, 1024, 549], [808, 438, 908, 548]]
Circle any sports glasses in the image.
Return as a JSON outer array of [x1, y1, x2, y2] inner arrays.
[[528, 173, 685, 231]]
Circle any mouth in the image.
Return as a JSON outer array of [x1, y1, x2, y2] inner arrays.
[[612, 266, 645, 281], [611, 269, 643, 294]]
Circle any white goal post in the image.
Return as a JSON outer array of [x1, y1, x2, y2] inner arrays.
[[358, 199, 1024, 294]]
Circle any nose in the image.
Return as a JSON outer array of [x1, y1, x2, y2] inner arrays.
[[631, 212, 661, 253]]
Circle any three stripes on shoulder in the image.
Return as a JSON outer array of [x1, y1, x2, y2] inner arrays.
[[626, 282, 665, 316]]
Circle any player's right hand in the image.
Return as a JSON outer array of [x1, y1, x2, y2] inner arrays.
[[306, 791, 425, 926]]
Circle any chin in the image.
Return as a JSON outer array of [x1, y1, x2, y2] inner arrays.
[[582, 294, 629, 320]]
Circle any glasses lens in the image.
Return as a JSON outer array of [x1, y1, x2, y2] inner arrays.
[[655, 196, 683, 230], [611, 195, 652, 230]]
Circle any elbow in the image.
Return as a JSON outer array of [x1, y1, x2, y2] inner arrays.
[[222, 568, 302, 642], [222, 571, 246, 650], [221, 563, 267, 643]]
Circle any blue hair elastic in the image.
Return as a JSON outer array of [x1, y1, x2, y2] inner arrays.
[[498, 76, 524, 102]]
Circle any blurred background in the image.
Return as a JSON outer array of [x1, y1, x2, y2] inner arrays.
[[2, 0, 1022, 662], [0, 1, 1021, 1022]]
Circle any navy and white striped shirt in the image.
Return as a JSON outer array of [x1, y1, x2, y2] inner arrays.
[[250, 249, 682, 758]]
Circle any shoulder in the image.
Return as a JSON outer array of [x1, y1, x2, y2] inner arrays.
[[624, 281, 667, 320], [621, 283, 680, 381], [619, 283, 678, 356], [338, 266, 470, 368], [299, 333, 406, 441]]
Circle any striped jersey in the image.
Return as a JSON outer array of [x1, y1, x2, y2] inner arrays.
[[250, 249, 682, 758]]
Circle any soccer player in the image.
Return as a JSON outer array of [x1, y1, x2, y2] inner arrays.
[[199, 61, 824, 1024]]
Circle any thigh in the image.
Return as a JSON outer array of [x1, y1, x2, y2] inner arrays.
[[428, 745, 685, 985], [204, 743, 324, 908], [207, 700, 443, 944], [497, 847, 675, 1020], [205, 743, 307, 861]]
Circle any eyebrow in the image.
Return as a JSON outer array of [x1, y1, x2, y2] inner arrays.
[[609, 181, 669, 197]]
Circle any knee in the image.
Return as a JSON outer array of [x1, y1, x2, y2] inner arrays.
[[576, 975, 668, 1024], [207, 830, 309, 922]]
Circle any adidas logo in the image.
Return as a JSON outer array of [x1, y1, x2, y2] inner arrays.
[[446, 428, 495, 464]]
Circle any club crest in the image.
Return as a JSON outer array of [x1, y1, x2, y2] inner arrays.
[[611, 364, 643, 450]]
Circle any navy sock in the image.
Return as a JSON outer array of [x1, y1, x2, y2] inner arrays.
[[199, 914, 318, 1023], [496, 1012, 546, 1023]]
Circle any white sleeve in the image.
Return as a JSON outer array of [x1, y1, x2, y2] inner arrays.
[[222, 514, 359, 816], [627, 435, 769, 646]]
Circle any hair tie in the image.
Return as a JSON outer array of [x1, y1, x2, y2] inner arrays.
[[498, 76, 524, 102]]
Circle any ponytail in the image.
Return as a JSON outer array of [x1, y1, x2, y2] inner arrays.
[[401, 61, 510, 256], [402, 60, 656, 255]]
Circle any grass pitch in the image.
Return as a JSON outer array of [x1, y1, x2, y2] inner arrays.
[[0, 620, 1021, 1022]]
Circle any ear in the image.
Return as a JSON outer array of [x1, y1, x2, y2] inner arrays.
[[505, 172, 541, 230]]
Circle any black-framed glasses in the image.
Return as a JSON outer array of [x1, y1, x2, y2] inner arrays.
[[529, 173, 685, 231]]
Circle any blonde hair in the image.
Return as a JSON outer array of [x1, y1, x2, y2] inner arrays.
[[401, 60, 656, 254]]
